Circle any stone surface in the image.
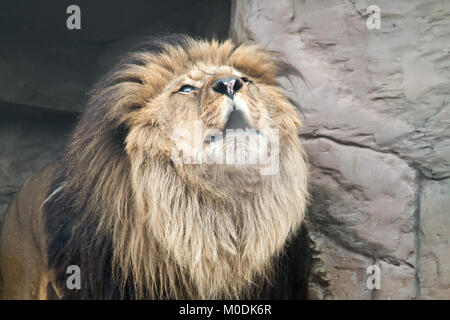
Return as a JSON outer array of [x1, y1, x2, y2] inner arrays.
[[307, 230, 373, 300], [304, 138, 417, 299], [304, 138, 417, 258], [373, 260, 416, 300], [419, 180, 450, 299], [231, 0, 450, 180], [231, 0, 450, 299]]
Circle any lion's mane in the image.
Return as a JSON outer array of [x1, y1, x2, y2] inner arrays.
[[44, 35, 308, 299]]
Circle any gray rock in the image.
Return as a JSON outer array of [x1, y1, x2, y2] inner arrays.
[[304, 138, 417, 262], [373, 260, 416, 300], [307, 229, 373, 300], [231, 0, 450, 299], [419, 179, 450, 299], [231, 0, 450, 180]]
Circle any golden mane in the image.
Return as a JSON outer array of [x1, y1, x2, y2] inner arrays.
[[43, 34, 308, 299]]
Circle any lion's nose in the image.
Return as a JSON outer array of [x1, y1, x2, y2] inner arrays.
[[212, 77, 242, 99]]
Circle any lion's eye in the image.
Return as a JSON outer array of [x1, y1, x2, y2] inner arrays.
[[178, 85, 196, 93], [241, 77, 251, 84]]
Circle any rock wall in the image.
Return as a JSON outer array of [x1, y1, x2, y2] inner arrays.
[[231, 0, 450, 299]]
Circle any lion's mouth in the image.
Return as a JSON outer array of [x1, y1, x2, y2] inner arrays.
[[205, 110, 260, 143], [224, 110, 249, 131]]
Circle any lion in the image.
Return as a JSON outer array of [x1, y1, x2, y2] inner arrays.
[[0, 34, 308, 299]]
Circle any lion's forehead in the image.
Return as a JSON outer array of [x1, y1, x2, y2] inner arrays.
[[186, 65, 242, 81]]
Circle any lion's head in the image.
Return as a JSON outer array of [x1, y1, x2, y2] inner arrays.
[[47, 35, 308, 299]]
